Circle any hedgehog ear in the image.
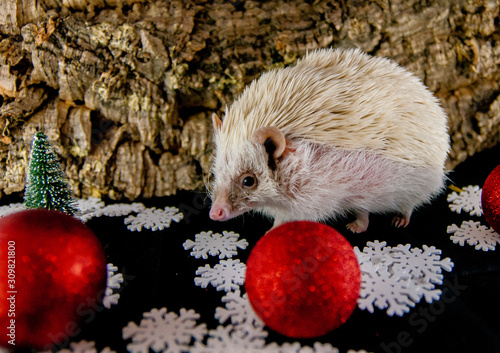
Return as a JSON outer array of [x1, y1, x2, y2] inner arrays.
[[252, 126, 286, 159], [212, 113, 223, 132]]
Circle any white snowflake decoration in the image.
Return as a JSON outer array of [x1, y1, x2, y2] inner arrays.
[[183, 231, 249, 259], [215, 290, 264, 329], [403, 276, 442, 304], [357, 264, 417, 316], [262, 342, 340, 353], [194, 259, 246, 292], [124, 206, 184, 231], [285, 343, 340, 353], [355, 241, 454, 316], [99, 202, 146, 217], [103, 263, 124, 309], [390, 244, 454, 284], [194, 325, 347, 353], [447, 220, 500, 251], [54, 340, 116, 353], [75, 197, 107, 221], [353, 240, 395, 270], [122, 307, 207, 353], [73, 198, 150, 224], [69, 197, 186, 231], [447, 185, 483, 216], [0, 202, 26, 218], [191, 324, 268, 353]]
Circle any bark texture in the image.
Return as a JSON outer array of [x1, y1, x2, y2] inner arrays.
[[0, 0, 499, 199]]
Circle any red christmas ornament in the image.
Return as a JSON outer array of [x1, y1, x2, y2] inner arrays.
[[0, 209, 107, 350], [245, 221, 361, 338], [482, 164, 500, 234]]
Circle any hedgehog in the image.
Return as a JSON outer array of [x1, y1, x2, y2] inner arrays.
[[208, 48, 449, 233]]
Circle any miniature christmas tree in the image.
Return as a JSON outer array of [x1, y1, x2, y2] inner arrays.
[[23, 132, 78, 215]]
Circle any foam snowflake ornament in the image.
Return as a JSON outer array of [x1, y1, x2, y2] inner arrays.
[[447, 185, 483, 216], [355, 241, 454, 316], [403, 276, 442, 304], [447, 220, 500, 251], [353, 240, 395, 270], [191, 324, 268, 353], [390, 244, 454, 284], [103, 263, 124, 309], [52, 340, 116, 353], [263, 342, 341, 353], [99, 202, 146, 217], [183, 231, 249, 259], [354, 241, 396, 270], [215, 290, 264, 329], [122, 307, 207, 353], [75, 197, 106, 221], [0, 202, 26, 218], [194, 259, 246, 292], [357, 265, 417, 316], [124, 206, 184, 231]]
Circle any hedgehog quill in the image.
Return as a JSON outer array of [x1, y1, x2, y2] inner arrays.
[[209, 48, 449, 233]]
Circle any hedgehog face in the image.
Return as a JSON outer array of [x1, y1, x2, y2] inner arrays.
[[209, 139, 282, 222], [209, 126, 289, 222]]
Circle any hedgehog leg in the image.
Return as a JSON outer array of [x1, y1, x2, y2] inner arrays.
[[392, 210, 412, 228], [346, 211, 369, 233]]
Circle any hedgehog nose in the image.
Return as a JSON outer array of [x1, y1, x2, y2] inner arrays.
[[209, 205, 229, 221]]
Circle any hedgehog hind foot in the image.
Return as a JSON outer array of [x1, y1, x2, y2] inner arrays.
[[392, 210, 412, 228], [346, 211, 369, 233]]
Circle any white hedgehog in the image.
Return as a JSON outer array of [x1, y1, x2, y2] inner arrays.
[[209, 48, 449, 233]]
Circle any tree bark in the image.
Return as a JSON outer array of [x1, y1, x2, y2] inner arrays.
[[0, 0, 499, 199]]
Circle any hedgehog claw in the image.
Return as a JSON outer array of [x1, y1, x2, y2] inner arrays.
[[392, 213, 411, 228]]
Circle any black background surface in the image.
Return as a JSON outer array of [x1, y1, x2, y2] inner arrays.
[[4, 144, 500, 353]]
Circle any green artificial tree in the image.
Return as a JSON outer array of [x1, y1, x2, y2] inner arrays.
[[23, 132, 78, 215]]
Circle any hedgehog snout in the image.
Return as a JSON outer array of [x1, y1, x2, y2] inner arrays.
[[209, 188, 233, 221], [209, 203, 231, 221]]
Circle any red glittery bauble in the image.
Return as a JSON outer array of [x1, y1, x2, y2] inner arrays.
[[245, 221, 361, 338], [0, 209, 107, 350], [482, 164, 500, 234]]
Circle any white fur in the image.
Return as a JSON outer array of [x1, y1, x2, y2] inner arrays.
[[210, 48, 450, 230], [217, 48, 449, 168], [256, 141, 445, 223]]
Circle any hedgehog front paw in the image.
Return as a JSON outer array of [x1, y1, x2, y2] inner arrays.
[[346, 212, 369, 233]]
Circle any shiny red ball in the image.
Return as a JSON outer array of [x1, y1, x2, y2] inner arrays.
[[0, 209, 107, 350], [482, 164, 500, 234], [245, 221, 361, 338]]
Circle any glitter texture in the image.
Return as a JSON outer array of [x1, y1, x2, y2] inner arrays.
[[0, 209, 107, 349], [245, 221, 361, 338], [482, 164, 500, 234]]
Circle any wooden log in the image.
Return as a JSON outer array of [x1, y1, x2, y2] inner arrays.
[[0, 0, 499, 199]]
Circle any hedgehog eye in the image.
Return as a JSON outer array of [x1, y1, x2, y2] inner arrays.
[[240, 173, 257, 189], [243, 176, 255, 187]]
